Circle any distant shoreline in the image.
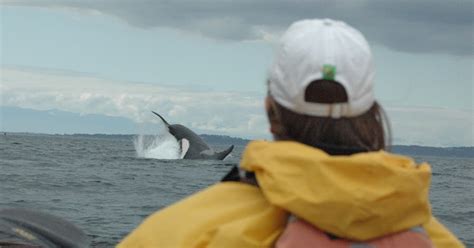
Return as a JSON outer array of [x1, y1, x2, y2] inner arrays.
[[2, 131, 473, 158]]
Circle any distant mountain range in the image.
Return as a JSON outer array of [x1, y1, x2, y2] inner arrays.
[[0, 106, 139, 134], [40, 133, 474, 158], [203, 135, 474, 158], [2, 106, 472, 158], [390, 145, 473, 158]]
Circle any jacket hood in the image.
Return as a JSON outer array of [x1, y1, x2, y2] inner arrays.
[[240, 140, 432, 240]]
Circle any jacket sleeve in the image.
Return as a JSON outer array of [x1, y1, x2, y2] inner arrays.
[[423, 216, 464, 248], [116, 182, 287, 248]]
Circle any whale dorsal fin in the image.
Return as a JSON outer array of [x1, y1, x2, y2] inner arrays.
[[179, 138, 190, 159], [151, 111, 170, 126]]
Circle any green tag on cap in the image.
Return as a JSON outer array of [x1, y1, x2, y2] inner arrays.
[[323, 64, 336, 80]]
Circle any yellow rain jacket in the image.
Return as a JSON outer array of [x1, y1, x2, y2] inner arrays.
[[118, 141, 464, 248]]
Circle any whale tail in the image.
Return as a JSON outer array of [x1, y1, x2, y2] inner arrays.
[[151, 111, 170, 126], [215, 145, 234, 160]]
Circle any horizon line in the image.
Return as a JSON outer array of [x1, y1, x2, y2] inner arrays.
[[2, 131, 473, 149]]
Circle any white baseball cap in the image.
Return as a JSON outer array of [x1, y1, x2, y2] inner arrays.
[[268, 19, 375, 118]]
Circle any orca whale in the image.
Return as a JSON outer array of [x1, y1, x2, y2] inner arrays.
[[152, 111, 234, 160]]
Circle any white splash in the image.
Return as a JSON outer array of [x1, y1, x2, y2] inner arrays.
[[133, 129, 180, 159]]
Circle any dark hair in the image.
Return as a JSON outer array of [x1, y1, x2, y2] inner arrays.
[[267, 80, 391, 152]]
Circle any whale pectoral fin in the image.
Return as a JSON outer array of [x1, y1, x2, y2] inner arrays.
[[179, 138, 190, 159], [215, 145, 234, 160]]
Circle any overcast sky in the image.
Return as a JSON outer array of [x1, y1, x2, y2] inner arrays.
[[1, 1, 473, 146]]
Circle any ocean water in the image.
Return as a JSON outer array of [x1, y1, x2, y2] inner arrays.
[[0, 133, 472, 247]]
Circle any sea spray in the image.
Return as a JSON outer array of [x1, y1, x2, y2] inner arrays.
[[133, 129, 180, 159]]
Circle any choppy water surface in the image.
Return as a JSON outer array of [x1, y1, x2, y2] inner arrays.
[[1, 134, 472, 247]]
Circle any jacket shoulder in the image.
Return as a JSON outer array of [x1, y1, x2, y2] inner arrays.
[[117, 182, 287, 248], [423, 216, 465, 248]]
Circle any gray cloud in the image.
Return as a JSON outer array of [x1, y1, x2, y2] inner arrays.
[[2, 0, 473, 56]]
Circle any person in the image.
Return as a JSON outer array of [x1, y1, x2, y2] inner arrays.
[[117, 19, 464, 248]]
